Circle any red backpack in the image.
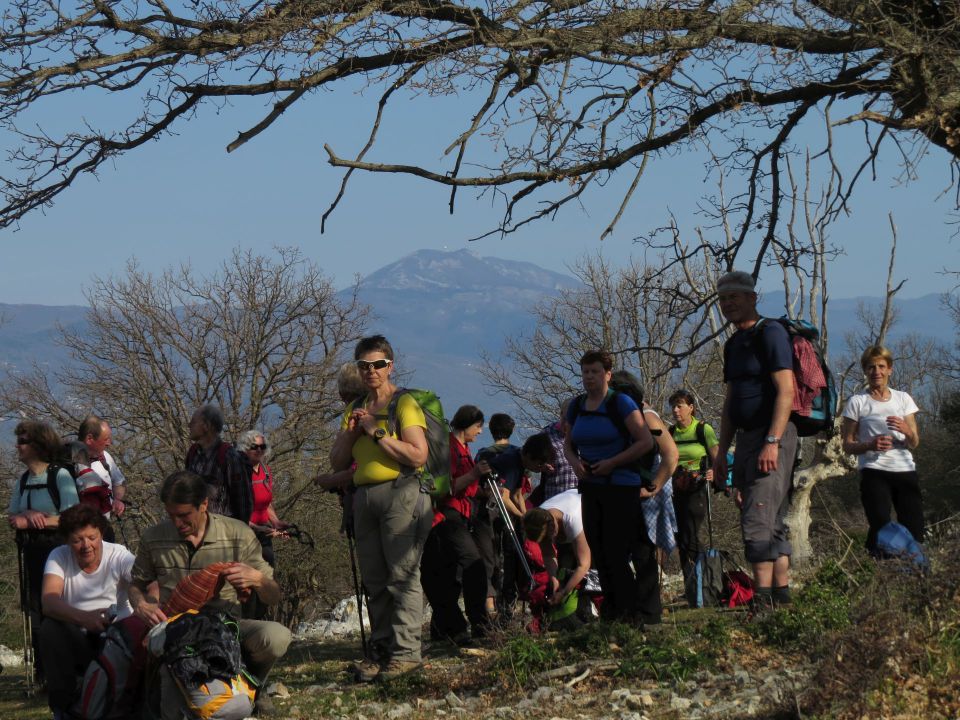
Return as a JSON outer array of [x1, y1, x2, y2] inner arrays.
[[722, 570, 755, 608]]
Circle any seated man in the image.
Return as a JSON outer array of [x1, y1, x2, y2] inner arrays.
[[130, 471, 291, 717], [521, 488, 592, 632]]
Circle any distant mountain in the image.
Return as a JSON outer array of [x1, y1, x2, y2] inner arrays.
[[0, 252, 954, 423], [0, 303, 86, 374], [758, 294, 954, 349], [348, 249, 581, 412], [353, 249, 579, 357]]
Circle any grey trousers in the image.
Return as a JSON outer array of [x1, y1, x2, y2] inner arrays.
[[354, 474, 433, 662], [733, 423, 798, 564]]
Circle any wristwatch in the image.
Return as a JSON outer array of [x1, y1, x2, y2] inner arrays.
[[372, 428, 387, 443], [765, 435, 780, 445]]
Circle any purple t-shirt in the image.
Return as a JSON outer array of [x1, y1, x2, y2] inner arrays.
[[723, 319, 793, 431]]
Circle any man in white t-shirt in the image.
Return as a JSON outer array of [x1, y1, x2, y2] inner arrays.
[[536, 489, 591, 604], [539, 489, 585, 543], [80, 414, 126, 517]]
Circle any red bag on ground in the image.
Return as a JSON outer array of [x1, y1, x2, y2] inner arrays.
[[722, 570, 754, 608]]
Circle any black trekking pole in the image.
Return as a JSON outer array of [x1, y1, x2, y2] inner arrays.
[[15, 532, 35, 697], [339, 492, 368, 657], [345, 532, 368, 657], [706, 479, 715, 551], [115, 509, 130, 547], [484, 474, 535, 593]]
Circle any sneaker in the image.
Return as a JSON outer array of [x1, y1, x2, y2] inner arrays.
[[353, 657, 383, 683], [377, 659, 422, 682]]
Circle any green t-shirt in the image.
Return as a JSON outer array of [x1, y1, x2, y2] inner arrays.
[[671, 419, 719, 471]]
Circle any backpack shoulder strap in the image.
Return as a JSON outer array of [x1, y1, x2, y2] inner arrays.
[[386, 388, 408, 437], [605, 391, 631, 445], [18, 469, 28, 497], [695, 420, 708, 452], [45, 465, 63, 512], [568, 394, 587, 427]]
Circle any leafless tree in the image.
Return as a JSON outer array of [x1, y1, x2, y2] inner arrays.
[[0, 248, 367, 591], [2, 0, 959, 264], [480, 252, 727, 426]]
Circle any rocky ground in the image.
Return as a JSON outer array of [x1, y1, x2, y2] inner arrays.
[[1, 533, 959, 720]]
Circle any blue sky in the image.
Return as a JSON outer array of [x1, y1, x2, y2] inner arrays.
[[2, 83, 958, 306]]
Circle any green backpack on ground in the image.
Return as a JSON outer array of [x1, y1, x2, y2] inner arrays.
[[386, 388, 452, 500]]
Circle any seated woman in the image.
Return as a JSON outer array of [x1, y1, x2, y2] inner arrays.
[[39, 503, 135, 718]]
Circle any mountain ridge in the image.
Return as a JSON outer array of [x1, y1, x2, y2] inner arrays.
[[0, 250, 953, 415]]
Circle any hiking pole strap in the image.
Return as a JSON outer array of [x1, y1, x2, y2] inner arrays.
[[484, 476, 536, 590]]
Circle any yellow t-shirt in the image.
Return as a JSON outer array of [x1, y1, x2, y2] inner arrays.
[[342, 392, 427, 485]]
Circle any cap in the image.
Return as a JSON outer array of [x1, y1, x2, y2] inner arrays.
[[716, 270, 756, 294]]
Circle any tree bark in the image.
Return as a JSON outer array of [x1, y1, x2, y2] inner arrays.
[[786, 426, 857, 566]]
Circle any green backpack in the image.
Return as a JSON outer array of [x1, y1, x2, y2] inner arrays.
[[385, 388, 452, 500]]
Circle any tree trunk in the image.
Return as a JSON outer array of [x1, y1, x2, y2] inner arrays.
[[786, 428, 857, 566]]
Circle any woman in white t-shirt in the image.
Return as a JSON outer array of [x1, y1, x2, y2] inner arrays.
[[39, 503, 135, 717], [841, 345, 923, 554]]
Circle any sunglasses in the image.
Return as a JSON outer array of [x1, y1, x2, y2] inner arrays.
[[356, 359, 392, 372], [15, 437, 31, 446], [250, 443, 267, 451]]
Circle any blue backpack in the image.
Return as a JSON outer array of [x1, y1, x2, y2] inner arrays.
[[876, 522, 928, 570]]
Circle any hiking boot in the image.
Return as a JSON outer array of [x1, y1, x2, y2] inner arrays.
[[772, 585, 792, 607], [353, 657, 383, 683], [253, 694, 279, 717], [747, 588, 775, 619], [377, 659, 422, 682]]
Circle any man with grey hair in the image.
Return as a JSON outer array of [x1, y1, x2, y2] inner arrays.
[[185, 404, 253, 523], [712, 271, 797, 610]]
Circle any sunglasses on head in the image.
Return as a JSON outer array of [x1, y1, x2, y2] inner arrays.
[[250, 443, 267, 451], [356, 359, 392, 372]]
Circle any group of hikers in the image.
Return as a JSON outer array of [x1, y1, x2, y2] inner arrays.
[[6, 269, 925, 719], [9, 408, 292, 719]]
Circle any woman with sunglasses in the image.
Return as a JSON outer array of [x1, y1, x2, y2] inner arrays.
[[7, 419, 80, 684], [239, 430, 289, 568], [239, 429, 289, 620], [330, 335, 431, 683]]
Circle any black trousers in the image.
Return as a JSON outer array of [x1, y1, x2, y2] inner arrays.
[[497, 517, 525, 610], [673, 484, 708, 569], [580, 483, 661, 624], [860, 468, 924, 553], [420, 509, 489, 638], [39, 616, 100, 711], [471, 506, 496, 599]]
